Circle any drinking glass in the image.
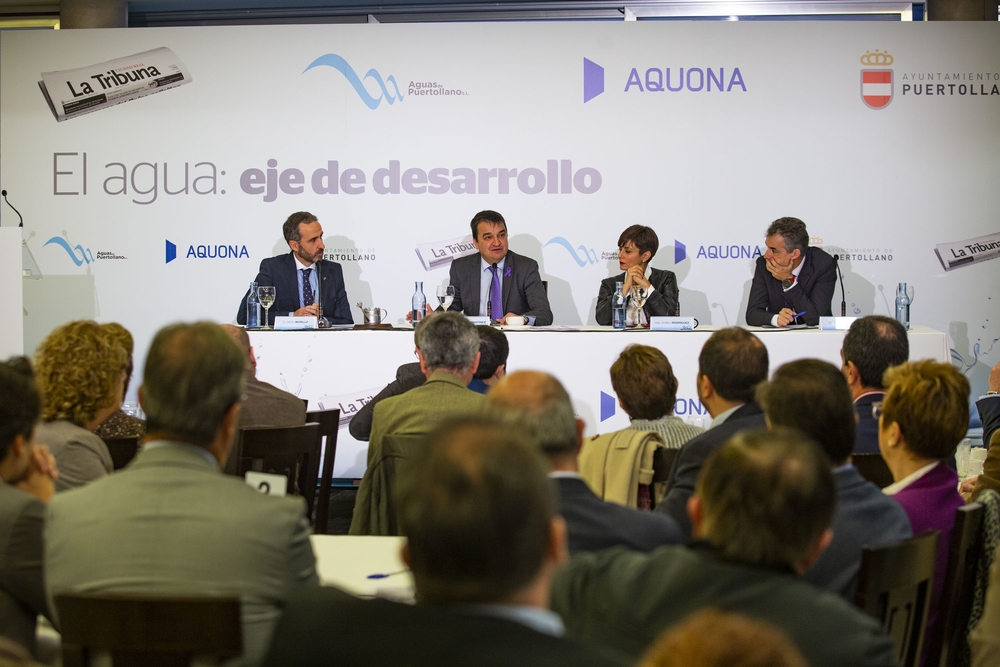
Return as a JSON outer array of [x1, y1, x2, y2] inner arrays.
[[257, 286, 276, 329], [436, 285, 456, 311]]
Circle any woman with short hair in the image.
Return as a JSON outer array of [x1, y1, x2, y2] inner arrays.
[[596, 225, 679, 327]]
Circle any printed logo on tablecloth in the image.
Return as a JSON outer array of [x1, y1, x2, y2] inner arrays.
[[860, 50, 894, 110]]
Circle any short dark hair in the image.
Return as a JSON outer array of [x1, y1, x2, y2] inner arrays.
[[0, 357, 41, 460], [484, 371, 578, 457], [473, 326, 509, 380], [765, 217, 809, 254], [842, 316, 909, 389], [143, 322, 246, 447], [617, 225, 659, 260], [698, 328, 769, 403], [757, 359, 856, 464], [470, 210, 506, 240], [610, 345, 678, 420], [282, 211, 318, 244], [882, 360, 970, 460], [697, 427, 835, 568], [399, 417, 556, 604]]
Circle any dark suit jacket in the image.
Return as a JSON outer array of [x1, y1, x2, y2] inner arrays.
[[802, 466, 912, 599], [655, 403, 767, 538], [853, 392, 884, 455], [556, 476, 685, 554], [224, 369, 308, 476], [236, 253, 352, 325], [0, 485, 49, 657], [551, 543, 897, 667], [595, 268, 679, 326], [263, 586, 627, 667], [745, 246, 836, 326], [448, 250, 553, 325], [349, 363, 426, 442], [979, 395, 999, 450]]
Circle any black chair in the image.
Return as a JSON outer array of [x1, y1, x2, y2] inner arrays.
[[926, 502, 985, 667], [102, 436, 140, 471], [305, 408, 341, 535], [854, 453, 895, 489], [650, 447, 679, 510], [855, 530, 940, 667], [56, 592, 241, 667], [235, 423, 321, 515]]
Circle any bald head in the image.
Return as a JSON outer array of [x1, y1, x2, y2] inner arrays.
[[486, 371, 579, 458], [220, 324, 254, 371]]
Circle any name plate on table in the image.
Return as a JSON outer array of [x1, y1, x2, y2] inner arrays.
[[246, 471, 287, 496], [819, 316, 858, 331], [274, 316, 318, 330], [650, 317, 696, 331], [465, 316, 491, 325]]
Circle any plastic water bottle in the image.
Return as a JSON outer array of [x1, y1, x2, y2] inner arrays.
[[895, 282, 910, 330], [246, 281, 261, 329], [412, 281, 427, 324], [613, 281, 626, 330]]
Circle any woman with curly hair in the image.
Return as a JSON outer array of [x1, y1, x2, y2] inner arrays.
[[34, 321, 126, 491], [93, 323, 146, 442]]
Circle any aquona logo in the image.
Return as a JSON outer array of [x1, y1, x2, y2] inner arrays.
[[165, 239, 249, 263], [695, 244, 762, 260], [624, 67, 746, 93]]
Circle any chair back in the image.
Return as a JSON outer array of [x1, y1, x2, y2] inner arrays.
[[650, 447, 679, 510], [103, 436, 140, 471], [855, 530, 940, 667], [305, 409, 341, 535], [56, 592, 241, 667], [377, 434, 428, 536], [853, 453, 895, 489], [235, 423, 321, 514], [926, 502, 985, 667]]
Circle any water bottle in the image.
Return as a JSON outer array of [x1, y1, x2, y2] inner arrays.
[[246, 281, 261, 329], [612, 281, 626, 330], [895, 282, 910, 330], [412, 281, 427, 324]]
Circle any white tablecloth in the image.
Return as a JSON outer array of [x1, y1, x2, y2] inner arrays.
[[310, 535, 412, 598]]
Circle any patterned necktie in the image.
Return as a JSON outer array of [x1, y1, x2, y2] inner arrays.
[[302, 268, 314, 307], [489, 264, 502, 322]]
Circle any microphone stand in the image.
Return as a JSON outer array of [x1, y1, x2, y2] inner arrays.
[[315, 260, 330, 328], [834, 255, 846, 317]]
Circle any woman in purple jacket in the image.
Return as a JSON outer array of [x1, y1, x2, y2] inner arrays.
[[878, 359, 969, 664]]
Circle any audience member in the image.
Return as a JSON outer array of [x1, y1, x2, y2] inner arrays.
[[961, 360, 1000, 500], [264, 417, 626, 667], [655, 327, 768, 536], [879, 359, 968, 662], [348, 362, 424, 441], [840, 315, 909, 454], [757, 359, 911, 598], [978, 360, 1000, 449], [610, 345, 703, 448], [487, 370, 684, 553], [34, 321, 126, 491], [467, 325, 509, 393], [93, 322, 146, 442], [551, 427, 896, 667], [638, 609, 807, 667], [0, 358, 58, 658], [45, 322, 318, 667], [971, 543, 1000, 667], [350, 312, 486, 534]]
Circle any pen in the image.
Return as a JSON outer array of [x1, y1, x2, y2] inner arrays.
[[792, 311, 807, 319], [366, 570, 409, 580]]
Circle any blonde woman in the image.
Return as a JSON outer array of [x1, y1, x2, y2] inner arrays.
[[94, 323, 146, 441]]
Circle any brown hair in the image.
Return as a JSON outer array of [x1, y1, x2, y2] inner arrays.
[[610, 344, 678, 420], [882, 360, 970, 460], [618, 225, 659, 260]]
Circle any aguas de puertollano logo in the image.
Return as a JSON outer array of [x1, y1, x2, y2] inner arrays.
[[860, 49, 893, 110], [303, 54, 404, 110]]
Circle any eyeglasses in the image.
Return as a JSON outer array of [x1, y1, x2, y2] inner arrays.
[[872, 402, 884, 420]]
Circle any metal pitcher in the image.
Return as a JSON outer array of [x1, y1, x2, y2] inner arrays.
[[357, 303, 388, 325]]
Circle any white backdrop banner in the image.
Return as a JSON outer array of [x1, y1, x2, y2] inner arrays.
[[2, 21, 999, 436]]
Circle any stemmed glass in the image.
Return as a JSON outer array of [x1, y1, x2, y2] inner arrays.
[[436, 285, 456, 311], [257, 286, 276, 329]]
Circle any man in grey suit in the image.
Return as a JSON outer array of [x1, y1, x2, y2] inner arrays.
[[449, 210, 553, 326], [45, 323, 319, 667]]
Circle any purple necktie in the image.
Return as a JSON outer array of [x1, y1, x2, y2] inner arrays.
[[489, 264, 502, 322]]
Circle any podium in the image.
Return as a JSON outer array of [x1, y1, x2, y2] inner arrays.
[[0, 228, 23, 358]]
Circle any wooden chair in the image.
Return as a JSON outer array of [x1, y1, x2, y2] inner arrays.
[[925, 502, 985, 667], [102, 436, 140, 471], [305, 408, 341, 534], [855, 530, 940, 667], [235, 423, 321, 516], [56, 592, 241, 667], [854, 453, 895, 489]]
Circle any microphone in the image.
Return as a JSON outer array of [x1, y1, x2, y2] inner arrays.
[[833, 254, 846, 317], [314, 258, 329, 328], [1, 190, 24, 228]]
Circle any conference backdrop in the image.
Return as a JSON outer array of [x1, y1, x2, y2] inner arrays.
[[3, 22, 998, 432]]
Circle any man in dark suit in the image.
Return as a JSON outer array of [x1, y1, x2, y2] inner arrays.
[[487, 370, 684, 553], [840, 316, 910, 454], [236, 211, 352, 326], [745, 216, 836, 327], [264, 417, 626, 667], [978, 360, 1000, 450], [758, 359, 912, 599], [448, 210, 553, 326], [551, 428, 897, 667], [595, 225, 678, 325], [0, 358, 58, 658], [655, 327, 768, 538]]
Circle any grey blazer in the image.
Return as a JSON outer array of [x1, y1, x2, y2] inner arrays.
[[35, 420, 113, 492], [0, 484, 49, 657], [448, 250, 553, 325], [45, 443, 319, 667]]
